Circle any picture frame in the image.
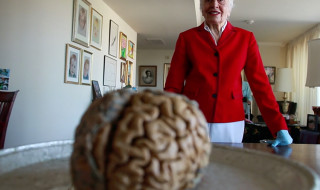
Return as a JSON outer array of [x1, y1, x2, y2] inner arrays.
[[80, 50, 92, 85], [120, 61, 127, 83], [307, 114, 319, 131], [0, 69, 10, 90], [108, 20, 119, 58], [163, 63, 171, 87], [90, 8, 103, 50], [92, 80, 102, 101], [128, 40, 135, 59], [103, 55, 117, 87], [119, 32, 127, 61], [126, 60, 133, 86], [264, 66, 276, 84], [139, 66, 157, 87], [72, 0, 91, 47], [65, 44, 81, 84]]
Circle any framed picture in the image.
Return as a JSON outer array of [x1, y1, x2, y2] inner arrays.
[[90, 8, 103, 50], [128, 40, 135, 59], [126, 61, 133, 85], [119, 32, 127, 61], [139, 66, 157, 87], [0, 69, 10, 90], [80, 50, 92, 85], [65, 44, 81, 84], [264, 66, 276, 84], [108, 20, 119, 58], [120, 61, 127, 83], [92, 80, 102, 101], [307, 114, 319, 131], [103, 55, 117, 87], [163, 63, 171, 87], [72, 0, 91, 47]]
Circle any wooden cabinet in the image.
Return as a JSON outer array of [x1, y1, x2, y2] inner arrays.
[[299, 130, 320, 144], [243, 123, 302, 143]]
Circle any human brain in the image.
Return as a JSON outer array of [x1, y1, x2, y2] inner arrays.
[[71, 90, 211, 190]]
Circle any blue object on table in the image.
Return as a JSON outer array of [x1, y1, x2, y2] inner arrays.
[[267, 130, 293, 147]]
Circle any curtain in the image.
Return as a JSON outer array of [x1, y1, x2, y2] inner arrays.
[[286, 24, 320, 125]]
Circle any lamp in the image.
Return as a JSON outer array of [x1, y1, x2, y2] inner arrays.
[[306, 38, 320, 116], [274, 68, 293, 114]]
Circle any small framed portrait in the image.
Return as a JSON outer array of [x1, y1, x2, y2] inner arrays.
[[163, 63, 171, 87], [264, 66, 276, 84], [92, 80, 102, 101], [120, 61, 127, 83], [139, 66, 157, 87], [72, 0, 91, 47], [80, 50, 92, 85], [119, 32, 127, 61], [307, 114, 319, 131], [65, 44, 81, 84], [108, 20, 119, 58], [103, 55, 117, 87], [126, 61, 133, 86], [128, 40, 135, 59], [90, 8, 103, 50], [0, 69, 10, 90]]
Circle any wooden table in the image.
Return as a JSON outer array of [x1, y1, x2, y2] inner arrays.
[[215, 143, 320, 176]]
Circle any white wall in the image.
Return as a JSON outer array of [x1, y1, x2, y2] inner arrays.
[[259, 44, 287, 100], [136, 49, 174, 91], [0, 0, 137, 148]]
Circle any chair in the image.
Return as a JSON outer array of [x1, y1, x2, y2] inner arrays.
[[0, 90, 19, 149]]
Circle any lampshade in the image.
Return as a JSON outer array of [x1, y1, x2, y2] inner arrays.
[[306, 38, 320, 87], [274, 68, 293, 92]]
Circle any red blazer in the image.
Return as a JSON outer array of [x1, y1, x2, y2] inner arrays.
[[164, 22, 287, 136]]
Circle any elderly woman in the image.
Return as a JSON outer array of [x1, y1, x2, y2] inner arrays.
[[164, 0, 292, 146]]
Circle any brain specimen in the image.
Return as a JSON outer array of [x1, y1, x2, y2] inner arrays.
[[71, 90, 211, 190]]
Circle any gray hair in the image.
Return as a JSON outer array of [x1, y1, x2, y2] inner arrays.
[[200, 0, 234, 10]]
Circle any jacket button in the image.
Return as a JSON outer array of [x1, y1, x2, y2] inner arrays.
[[214, 52, 219, 56], [212, 94, 217, 98], [213, 73, 218, 77]]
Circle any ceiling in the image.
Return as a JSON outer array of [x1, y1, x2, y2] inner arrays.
[[103, 0, 320, 49]]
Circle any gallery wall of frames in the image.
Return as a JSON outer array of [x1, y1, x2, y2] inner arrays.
[[66, 0, 136, 90], [0, 0, 138, 148]]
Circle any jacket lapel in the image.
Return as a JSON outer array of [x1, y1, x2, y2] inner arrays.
[[197, 23, 217, 49], [218, 21, 236, 47], [196, 22, 236, 48]]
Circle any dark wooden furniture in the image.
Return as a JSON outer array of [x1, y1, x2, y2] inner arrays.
[[0, 90, 19, 149], [300, 130, 320, 144], [243, 122, 301, 143], [215, 143, 320, 176]]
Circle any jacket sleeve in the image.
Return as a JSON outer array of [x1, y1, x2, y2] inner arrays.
[[164, 33, 190, 94], [244, 33, 288, 136]]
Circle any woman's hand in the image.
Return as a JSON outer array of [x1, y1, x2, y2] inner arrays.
[[267, 130, 293, 147]]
